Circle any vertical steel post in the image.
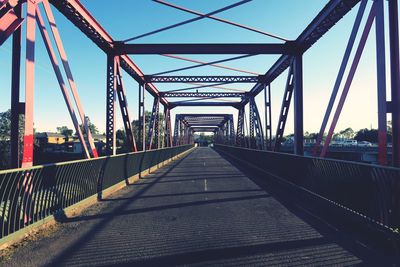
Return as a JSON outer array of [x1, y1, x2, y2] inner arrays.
[[147, 97, 159, 150], [293, 54, 304, 155], [264, 83, 272, 150], [138, 83, 142, 150], [106, 54, 117, 155], [389, 0, 400, 167], [180, 120, 185, 145], [224, 122, 229, 144], [138, 83, 146, 151], [21, 0, 36, 168], [249, 101, 255, 148], [375, 0, 387, 165], [274, 60, 294, 152], [249, 97, 265, 150], [142, 85, 146, 150], [236, 106, 244, 147], [164, 108, 172, 147], [10, 3, 21, 168], [173, 115, 179, 146], [229, 115, 235, 145], [115, 59, 137, 152]]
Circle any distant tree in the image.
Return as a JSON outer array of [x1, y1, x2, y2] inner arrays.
[[354, 128, 378, 142], [281, 133, 294, 143], [340, 127, 355, 139], [116, 129, 126, 140], [116, 129, 129, 152], [76, 118, 99, 136], [132, 111, 165, 150], [355, 127, 393, 143], [304, 132, 319, 140], [0, 109, 24, 169]]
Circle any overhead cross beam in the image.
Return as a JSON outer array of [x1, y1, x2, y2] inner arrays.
[[145, 75, 261, 83], [169, 101, 241, 109], [113, 43, 296, 55], [191, 127, 219, 132], [160, 92, 246, 98]]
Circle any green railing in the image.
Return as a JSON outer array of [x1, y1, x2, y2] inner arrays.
[[214, 144, 400, 233], [0, 145, 193, 239]]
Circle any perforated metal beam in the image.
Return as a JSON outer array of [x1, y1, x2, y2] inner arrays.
[[169, 101, 241, 109], [160, 92, 246, 98], [249, 97, 264, 150], [274, 60, 294, 152], [146, 76, 260, 83], [236, 107, 245, 147], [105, 54, 117, 155]]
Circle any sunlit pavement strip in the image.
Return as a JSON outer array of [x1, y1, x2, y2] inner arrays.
[[4, 147, 385, 266]]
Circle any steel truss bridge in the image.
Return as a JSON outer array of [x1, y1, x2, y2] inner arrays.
[[1, 0, 400, 265]]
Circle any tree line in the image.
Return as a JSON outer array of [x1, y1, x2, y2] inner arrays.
[[0, 108, 394, 168]]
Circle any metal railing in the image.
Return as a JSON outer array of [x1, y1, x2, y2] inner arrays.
[[214, 144, 400, 232], [0, 145, 193, 239]]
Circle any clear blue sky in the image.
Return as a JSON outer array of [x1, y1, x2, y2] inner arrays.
[[0, 0, 393, 135]]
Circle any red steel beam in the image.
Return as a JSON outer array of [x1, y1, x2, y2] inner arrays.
[[36, 7, 91, 159], [0, 4, 23, 46], [42, 0, 98, 157], [21, 0, 36, 168]]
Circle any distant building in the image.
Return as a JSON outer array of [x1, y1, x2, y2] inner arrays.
[[92, 134, 106, 143], [64, 139, 105, 155], [36, 132, 66, 145]]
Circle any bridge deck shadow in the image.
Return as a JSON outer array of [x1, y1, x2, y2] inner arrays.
[[4, 148, 391, 266]]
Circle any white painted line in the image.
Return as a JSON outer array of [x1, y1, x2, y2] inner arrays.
[[204, 179, 208, 191]]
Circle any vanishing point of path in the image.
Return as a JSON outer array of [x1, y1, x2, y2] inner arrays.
[[3, 148, 387, 266]]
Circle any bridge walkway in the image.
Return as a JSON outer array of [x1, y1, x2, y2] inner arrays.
[[4, 148, 385, 266]]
